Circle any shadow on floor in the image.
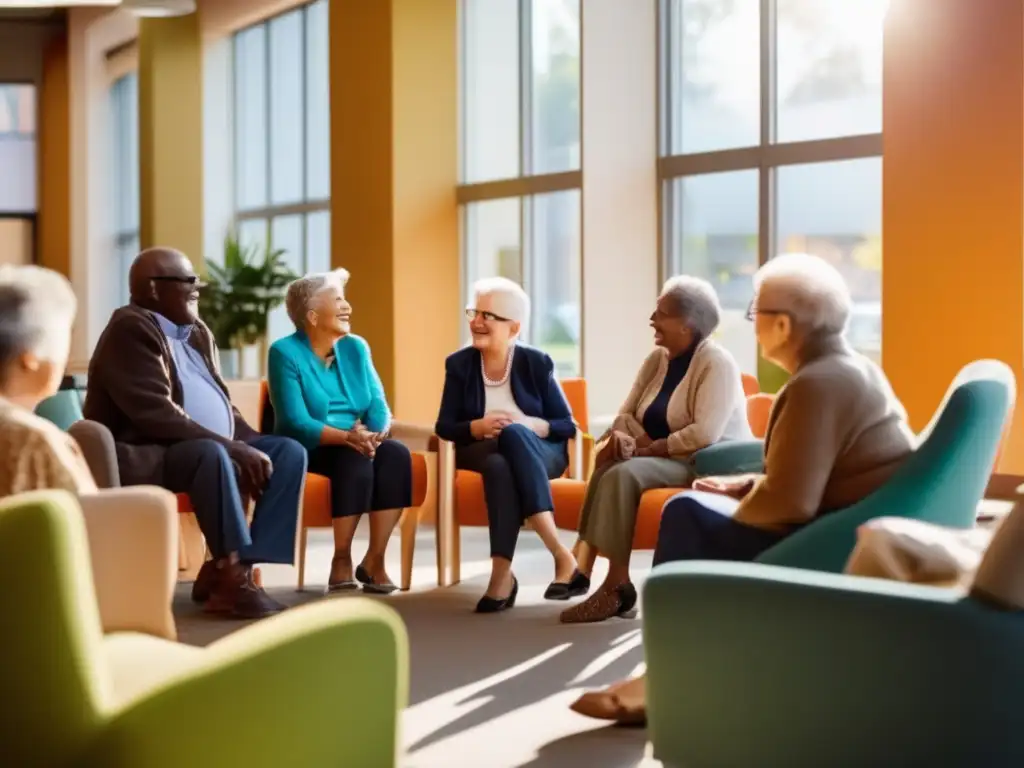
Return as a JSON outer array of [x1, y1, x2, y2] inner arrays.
[[516, 724, 649, 768]]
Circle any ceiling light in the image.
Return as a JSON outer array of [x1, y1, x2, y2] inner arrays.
[[121, 0, 195, 17]]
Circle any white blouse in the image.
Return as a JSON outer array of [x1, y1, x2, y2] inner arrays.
[[482, 347, 550, 438]]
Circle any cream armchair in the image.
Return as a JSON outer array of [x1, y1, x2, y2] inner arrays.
[[78, 486, 178, 640]]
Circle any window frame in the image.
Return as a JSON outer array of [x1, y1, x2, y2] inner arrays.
[[456, 0, 584, 376], [230, 0, 330, 272], [657, 0, 884, 282]]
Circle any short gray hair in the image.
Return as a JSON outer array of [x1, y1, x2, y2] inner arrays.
[[0, 265, 77, 379], [753, 253, 851, 335], [659, 275, 722, 339], [471, 276, 530, 329], [285, 268, 351, 329]]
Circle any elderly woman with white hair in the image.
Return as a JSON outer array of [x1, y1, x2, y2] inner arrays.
[[435, 277, 578, 613], [0, 265, 96, 495], [267, 269, 412, 594], [570, 253, 914, 725], [559, 275, 751, 625]]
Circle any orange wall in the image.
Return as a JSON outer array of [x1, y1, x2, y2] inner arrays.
[[883, 0, 1024, 471], [38, 33, 70, 277]]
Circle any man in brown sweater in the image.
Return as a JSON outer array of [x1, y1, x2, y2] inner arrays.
[[85, 248, 307, 619], [652, 253, 915, 565]]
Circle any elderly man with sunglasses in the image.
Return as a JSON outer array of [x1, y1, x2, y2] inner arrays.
[[84, 247, 306, 619]]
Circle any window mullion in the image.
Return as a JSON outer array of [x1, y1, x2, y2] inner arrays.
[[757, 0, 776, 267], [520, 0, 533, 178]]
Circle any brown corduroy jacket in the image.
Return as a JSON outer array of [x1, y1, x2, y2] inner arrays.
[[83, 304, 259, 486]]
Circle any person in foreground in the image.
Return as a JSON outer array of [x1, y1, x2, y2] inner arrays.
[[0, 265, 97, 495], [570, 252, 915, 724], [267, 269, 411, 594], [435, 277, 579, 613], [559, 276, 751, 624], [84, 247, 307, 619]]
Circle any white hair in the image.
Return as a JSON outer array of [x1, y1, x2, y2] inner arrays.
[[0, 265, 77, 378], [471, 276, 530, 330], [753, 253, 851, 336], [285, 268, 351, 329], [660, 275, 722, 339]]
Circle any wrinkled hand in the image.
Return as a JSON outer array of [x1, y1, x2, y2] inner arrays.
[[692, 475, 756, 500], [635, 434, 653, 451], [346, 426, 377, 457], [471, 411, 514, 440], [595, 430, 636, 470], [636, 438, 669, 458], [228, 442, 273, 499]]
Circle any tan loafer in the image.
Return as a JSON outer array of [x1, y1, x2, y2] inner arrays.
[[569, 691, 646, 727]]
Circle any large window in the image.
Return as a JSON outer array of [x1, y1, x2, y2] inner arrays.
[[233, 0, 331, 342], [0, 83, 37, 267], [459, 0, 582, 376], [661, 0, 886, 372], [110, 73, 139, 306]]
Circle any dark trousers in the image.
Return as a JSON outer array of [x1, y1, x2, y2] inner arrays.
[[162, 435, 306, 564], [455, 423, 567, 561], [307, 439, 412, 518], [652, 491, 787, 567]]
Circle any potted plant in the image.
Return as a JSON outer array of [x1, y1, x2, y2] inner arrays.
[[200, 233, 298, 379]]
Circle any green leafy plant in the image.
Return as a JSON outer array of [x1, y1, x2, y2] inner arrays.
[[200, 233, 298, 350]]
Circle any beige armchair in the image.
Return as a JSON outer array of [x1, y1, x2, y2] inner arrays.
[[78, 487, 178, 640]]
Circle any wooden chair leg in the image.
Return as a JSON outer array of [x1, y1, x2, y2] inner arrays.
[[451, 519, 462, 585], [400, 508, 418, 591], [296, 526, 308, 591]]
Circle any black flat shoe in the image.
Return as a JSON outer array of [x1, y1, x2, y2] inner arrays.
[[475, 575, 518, 613], [355, 564, 399, 595], [544, 570, 591, 600]]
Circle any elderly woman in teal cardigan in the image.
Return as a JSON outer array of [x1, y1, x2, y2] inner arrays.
[[267, 269, 412, 595]]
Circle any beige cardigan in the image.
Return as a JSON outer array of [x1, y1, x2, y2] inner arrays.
[[610, 339, 751, 458], [735, 335, 915, 531]]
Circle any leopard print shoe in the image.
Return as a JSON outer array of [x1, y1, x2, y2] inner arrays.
[[559, 582, 638, 624]]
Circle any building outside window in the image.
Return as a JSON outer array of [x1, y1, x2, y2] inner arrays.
[[233, 0, 331, 343], [661, 0, 886, 373], [0, 83, 37, 268], [459, 0, 582, 377], [110, 72, 139, 308]]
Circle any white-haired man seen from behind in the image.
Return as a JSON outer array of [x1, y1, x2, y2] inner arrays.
[[0, 265, 97, 495], [435, 276, 580, 613], [571, 253, 915, 725]]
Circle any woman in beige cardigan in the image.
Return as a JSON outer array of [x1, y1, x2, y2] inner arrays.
[[560, 276, 751, 624]]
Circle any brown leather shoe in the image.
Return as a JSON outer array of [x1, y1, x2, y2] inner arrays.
[[569, 690, 646, 727], [191, 559, 220, 603], [205, 564, 285, 619]]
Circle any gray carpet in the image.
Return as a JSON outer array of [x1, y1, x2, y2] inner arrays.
[[175, 524, 658, 768]]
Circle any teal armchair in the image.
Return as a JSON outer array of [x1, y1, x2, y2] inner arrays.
[[0, 491, 409, 768], [35, 389, 84, 431], [643, 559, 1024, 767]]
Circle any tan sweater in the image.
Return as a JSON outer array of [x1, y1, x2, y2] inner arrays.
[[610, 339, 752, 458], [735, 335, 914, 531], [0, 398, 98, 496]]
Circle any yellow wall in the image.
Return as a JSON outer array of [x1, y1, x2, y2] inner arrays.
[[883, 0, 1024, 471], [38, 34, 70, 277], [330, 0, 459, 424]]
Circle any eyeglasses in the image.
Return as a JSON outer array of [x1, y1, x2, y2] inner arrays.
[[745, 300, 788, 322], [151, 275, 206, 287], [465, 308, 511, 323]]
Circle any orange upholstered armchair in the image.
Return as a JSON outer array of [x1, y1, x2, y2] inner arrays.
[[256, 381, 431, 591], [434, 377, 591, 586]]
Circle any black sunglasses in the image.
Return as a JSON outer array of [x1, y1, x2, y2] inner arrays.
[[151, 275, 205, 286], [465, 308, 511, 323]]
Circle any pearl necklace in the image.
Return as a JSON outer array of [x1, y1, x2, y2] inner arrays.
[[481, 346, 515, 387]]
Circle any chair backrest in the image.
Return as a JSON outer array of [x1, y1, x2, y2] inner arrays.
[[35, 390, 85, 432], [746, 393, 774, 438], [740, 372, 759, 397], [559, 377, 589, 433], [0, 491, 106, 765], [758, 359, 1016, 572]]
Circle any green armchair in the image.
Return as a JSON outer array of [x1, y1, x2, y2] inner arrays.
[[0, 491, 409, 768]]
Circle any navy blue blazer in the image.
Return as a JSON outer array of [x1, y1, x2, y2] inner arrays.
[[435, 344, 576, 446]]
